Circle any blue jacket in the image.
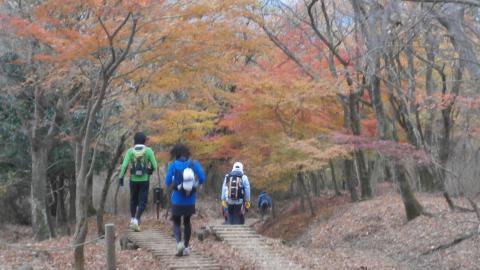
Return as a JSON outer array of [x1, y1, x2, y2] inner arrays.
[[165, 159, 205, 205], [257, 192, 272, 208]]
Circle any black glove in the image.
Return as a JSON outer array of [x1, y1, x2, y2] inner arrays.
[[147, 167, 154, 175], [119, 177, 124, 187]]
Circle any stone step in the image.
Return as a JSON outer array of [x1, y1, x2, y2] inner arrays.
[[211, 227, 254, 231], [207, 222, 305, 270], [126, 230, 221, 270], [220, 235, 261, 239], [168, 267, 221, 270]]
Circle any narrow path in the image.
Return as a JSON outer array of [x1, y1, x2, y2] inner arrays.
[[126, 229, 221, 270], [209, 224, 304, 270]]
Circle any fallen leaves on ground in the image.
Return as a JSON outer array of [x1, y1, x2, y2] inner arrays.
[[1, 186, 479, 270]]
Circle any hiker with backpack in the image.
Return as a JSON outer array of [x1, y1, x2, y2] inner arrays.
[[221, 162, 251, 225], [119, 132, 158, 232], [165, 143, 205, 256], [257, 191, 272, 221]]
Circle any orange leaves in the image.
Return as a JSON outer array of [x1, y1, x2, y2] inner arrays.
[[121, 0, 152, 11], [2, 0, 151, 66], [4, 16, 48, 39], [361, 118, 377, 137], [200, 16, 351, 186], [33, 54, 55, 62]]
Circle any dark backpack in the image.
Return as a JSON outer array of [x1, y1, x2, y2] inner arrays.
[[226, 172, 244, 200], [173, 160, 197, 196]]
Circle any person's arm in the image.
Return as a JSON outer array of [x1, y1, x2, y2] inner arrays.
[[119, 149, 132, 178], [243, 175, 251, 202], [193, 160, 206, 185], [164, 162, 174, 187], [147, 148, 158, 171], [221, 175, 227, 201]]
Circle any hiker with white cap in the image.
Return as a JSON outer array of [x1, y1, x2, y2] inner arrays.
[[221, 161, 251, 225]]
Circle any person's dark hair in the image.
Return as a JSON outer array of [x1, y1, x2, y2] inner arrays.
[[170, 143, 191, 160], [134, 132, 147, 145]]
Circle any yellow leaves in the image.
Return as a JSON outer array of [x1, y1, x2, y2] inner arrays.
[[245, 137, 349, 183], [149, 108, 218, 154]]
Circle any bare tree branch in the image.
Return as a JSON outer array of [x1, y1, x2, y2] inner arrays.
[[259, 23, 319, 80], [403, 0, 480, 7], [307, 0, 350, 67]]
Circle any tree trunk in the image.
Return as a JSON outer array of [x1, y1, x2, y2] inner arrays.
[[310, 171, 319, 196], [96, 174, 109, 235], [56, 176, 70, 235], [203, 162, 216, 194], [96, 209, 105, 237], [394, 164, 423, 221], [96, 170, 119, 236], [69, 178, 76, 225], [87, 173, 96, 216], [74, 141, 90, 270], [318, 170, 326, 191], [289, 178, 295, 199], [96, 138, 124, 236], [417, 165, 436, 191], [349, 92, 372, 199], [344, 159, 358, 202], [423, 29, 437, 147], [329, 160, 341, 196], [31, 146, 52, 241], [74, 14, 137, 269], [113, 182, 120, 215], [436, 5, 480, 87], [298, 172, 315, 217], [354, 150, 371, 199], [299, 178, 305, 212]]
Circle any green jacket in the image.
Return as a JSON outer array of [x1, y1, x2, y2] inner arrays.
[[120, 145, 158, 182]]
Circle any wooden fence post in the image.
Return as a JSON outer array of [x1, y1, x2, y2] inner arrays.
[[105, 223, 116, 270]]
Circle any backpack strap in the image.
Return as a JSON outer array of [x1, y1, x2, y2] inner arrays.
[[189, 159, 195, 171]]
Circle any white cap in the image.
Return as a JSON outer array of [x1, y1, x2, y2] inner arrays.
[[232, 162, 244, 174]]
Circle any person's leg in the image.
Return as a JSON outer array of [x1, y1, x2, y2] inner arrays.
[[183, 215, 192, 247], [130, 181, 140, 219], [173, 215, 185, 256], [135, 181, 150, 223], [239, 204, 245, 224], [227, 204, 235, 225], [231, 204, 241, 225], [261, 204, 268, 221], [239, 210, 245, 224], [172, 215, 182, 243]]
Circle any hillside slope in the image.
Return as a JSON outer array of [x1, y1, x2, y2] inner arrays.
[[257, 186, 480, 269]]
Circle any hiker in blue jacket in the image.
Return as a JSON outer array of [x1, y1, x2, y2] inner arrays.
[[165, 143, 205, 256], [257, 191, 272, 220], [221, 162, 251, 225]]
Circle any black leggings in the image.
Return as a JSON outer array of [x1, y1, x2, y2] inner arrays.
[[172, 215, 192, 247], [130, 181, 149, 222]]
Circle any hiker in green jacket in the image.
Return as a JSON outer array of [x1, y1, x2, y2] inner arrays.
[[119, 132, 158, 232]]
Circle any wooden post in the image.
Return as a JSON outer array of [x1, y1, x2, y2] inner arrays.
[[105, 223, 116, 270]]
